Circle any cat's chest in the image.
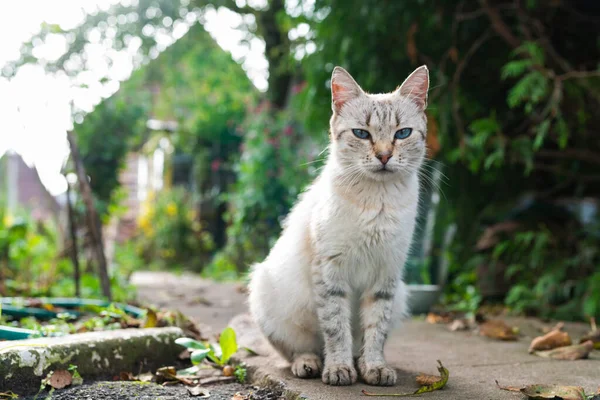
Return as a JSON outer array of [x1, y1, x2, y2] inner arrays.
[[319, 190, 417, 253]]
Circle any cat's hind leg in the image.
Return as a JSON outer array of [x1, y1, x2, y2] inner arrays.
[[248, 262, 323, 379]]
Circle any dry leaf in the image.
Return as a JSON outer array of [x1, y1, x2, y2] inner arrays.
[[542, 322, 564, 334], [137, 373, 154, 383], [198, 376, 236, 385], [187, 297, 213, 306], [495, 380, 522, 392], [529, 329, 572, 353], [448, 319, 469, 332], [187, 386, 211, 397], [232, 394, 247, 400], [155, 366, 194, 385], [479, 319, 518, 341], [496, 381, 586, 400], [579, 330, 600, 349], [118, 372, 136, 381], [48, 370, 72, 389], [415, 373, 441, 386], [363, 360, 449, 397], [426, 312, 453, 325], [535, 340, 594, 360]]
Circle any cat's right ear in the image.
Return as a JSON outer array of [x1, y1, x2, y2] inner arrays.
[[331, 66, 363, 113]]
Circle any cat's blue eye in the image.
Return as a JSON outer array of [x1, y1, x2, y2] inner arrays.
[[394, 128, 413, 140], [352, 129, 370, 139]]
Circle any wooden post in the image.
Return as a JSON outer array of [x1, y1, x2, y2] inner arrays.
[[65, 178, 82, 297], [66, 131, 112, 300]]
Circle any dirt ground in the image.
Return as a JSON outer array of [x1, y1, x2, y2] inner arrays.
[[30, 381, 286, 400]]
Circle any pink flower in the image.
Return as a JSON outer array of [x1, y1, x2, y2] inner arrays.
[[211, 159, 221, 172], [284, 125, 293, 136]]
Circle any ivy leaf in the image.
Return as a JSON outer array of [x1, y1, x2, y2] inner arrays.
[[175, 337, 207, 350], [219, 327, 238, 365], [190, 349, 211, 364]]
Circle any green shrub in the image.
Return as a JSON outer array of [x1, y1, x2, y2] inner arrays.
[[136, 187, 215, 271]]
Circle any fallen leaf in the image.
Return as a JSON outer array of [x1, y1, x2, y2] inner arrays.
[[198, 376, 236, 385], [362, 360, 449, 397], [415, 373, 441, 386], [231, 394, 247, 400], [529, 329, 572, 353], [479, 319, 518, 341], [137, 373, 154, 383], [496, 381, 586, 399], [448, 319, 470, 332], [426, 312, 453, 325], [188, 297, 213, 306], [155, 366, 195, 385], [535, 340, 594, 360], [495, 380, 522, 392], [579, 330, 600, 349], [48, 370, 72, 389], [143, 309, 158, 328], [521, 384, 586, 399], [542, 322, 564, 334], [187, 386, 211, 397], [119, 372, 137, 381]]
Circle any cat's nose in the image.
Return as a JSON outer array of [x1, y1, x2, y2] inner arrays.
[[376, 152, 392, 165]]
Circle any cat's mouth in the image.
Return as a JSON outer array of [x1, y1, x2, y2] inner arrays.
[[374, 167, 393, 174]]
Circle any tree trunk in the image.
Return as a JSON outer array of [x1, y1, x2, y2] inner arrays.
[[259, 0, 293, 109], [65, 179, 82, 297], [66, 131, 112, 300]]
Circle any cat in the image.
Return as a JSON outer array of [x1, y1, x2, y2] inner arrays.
[[248, 65, 429, 386]]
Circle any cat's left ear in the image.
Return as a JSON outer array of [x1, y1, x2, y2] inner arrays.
[[397, 65, 429, 110], [331, 66, 364, 113]]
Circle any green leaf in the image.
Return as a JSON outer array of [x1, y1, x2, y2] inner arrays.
[[175, 337, 207, 350], [219, 327, 238, 364], [501, 60, 532, 80], [190, 349, 211, 364], [533, 120, 550, 150]]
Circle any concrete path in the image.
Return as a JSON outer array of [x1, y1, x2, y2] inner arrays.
[[133, 271, 600, 399], [131, 271, 248, 338]]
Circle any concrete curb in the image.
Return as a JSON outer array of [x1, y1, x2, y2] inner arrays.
[[0, 327, 183, 396]]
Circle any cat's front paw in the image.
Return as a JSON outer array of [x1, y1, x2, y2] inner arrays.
[[322, 364, 357, 386], [358, 359, 397, 386]]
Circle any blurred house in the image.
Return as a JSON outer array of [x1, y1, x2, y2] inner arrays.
[[113, 126, 174, 243], [0, 151, 62, 223]]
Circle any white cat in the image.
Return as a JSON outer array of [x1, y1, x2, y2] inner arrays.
[[248, 65, 429, 386]]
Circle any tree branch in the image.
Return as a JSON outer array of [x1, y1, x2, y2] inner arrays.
[[479, 0, 520, 48], [536, 148, 600, 167]]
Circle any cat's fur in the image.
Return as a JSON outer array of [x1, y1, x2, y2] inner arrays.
[[248, 65, 429, 386]]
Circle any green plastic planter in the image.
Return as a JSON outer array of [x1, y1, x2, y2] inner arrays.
[[0, 297, 147, 340]]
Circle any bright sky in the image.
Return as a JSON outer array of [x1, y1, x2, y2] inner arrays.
[[0, 0, 269, 195]]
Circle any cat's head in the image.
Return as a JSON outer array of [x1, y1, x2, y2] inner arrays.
[[329, 66, 429, 181]]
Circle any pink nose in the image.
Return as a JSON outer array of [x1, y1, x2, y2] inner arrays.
[[376, 153, 392, 165]]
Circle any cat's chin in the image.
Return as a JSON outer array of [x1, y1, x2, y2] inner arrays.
[[366, 168, 402, 182]]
